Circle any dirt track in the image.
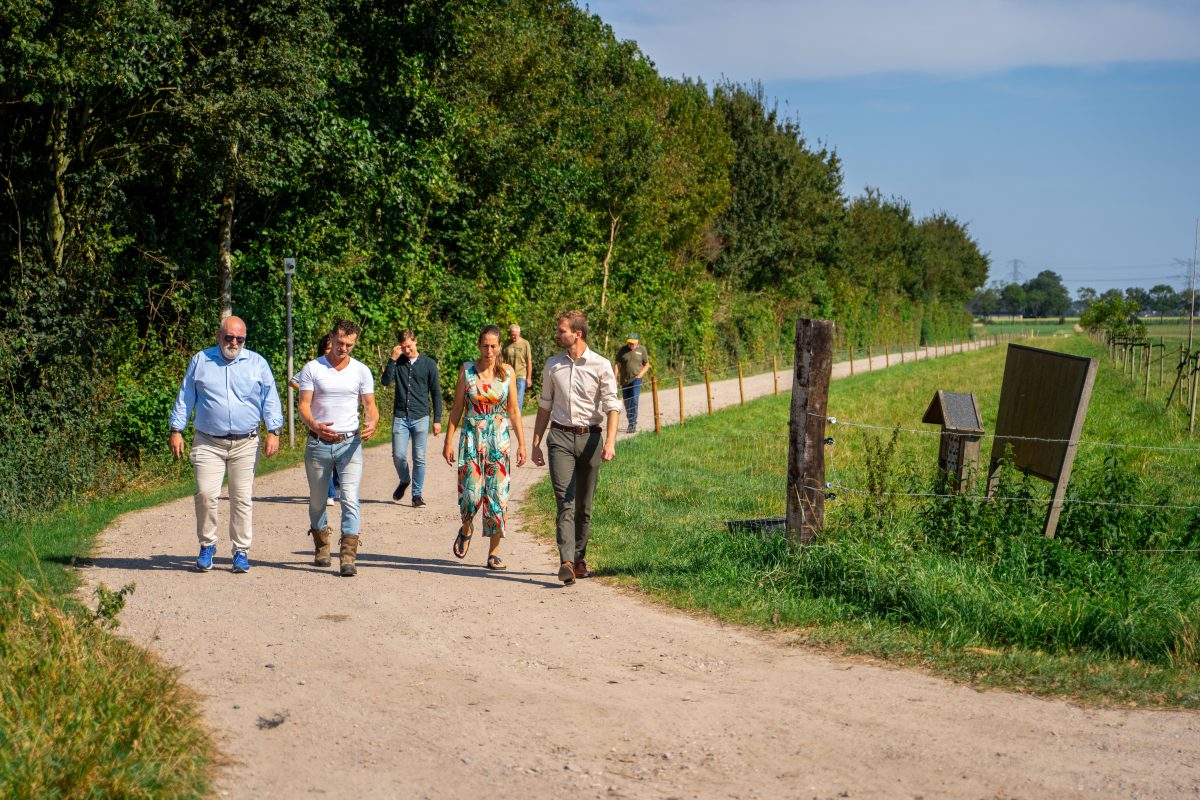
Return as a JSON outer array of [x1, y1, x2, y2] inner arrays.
[[82, 341, 1200, 799]]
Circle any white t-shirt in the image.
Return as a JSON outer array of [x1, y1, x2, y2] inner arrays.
[[297, 356, 374, 434]]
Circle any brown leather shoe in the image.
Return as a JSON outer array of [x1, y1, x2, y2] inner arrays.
[[572, 559, 589, 578], [557, 561, 575, 585]]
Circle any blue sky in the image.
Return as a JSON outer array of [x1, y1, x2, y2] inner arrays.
[[577, 0, 1200, 295]]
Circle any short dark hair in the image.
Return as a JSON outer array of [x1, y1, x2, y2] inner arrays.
[[556, 310, 588, 340], [332, 320, 360, 339], [397, 329, 416, 344]]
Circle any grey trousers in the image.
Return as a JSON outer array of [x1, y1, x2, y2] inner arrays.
[[546, 426, 604, 564]]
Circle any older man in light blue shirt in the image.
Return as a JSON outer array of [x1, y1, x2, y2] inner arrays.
[[169, 315, 283, 573]]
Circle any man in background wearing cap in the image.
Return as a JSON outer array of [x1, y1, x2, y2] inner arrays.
[[614, 333, 651, 433]]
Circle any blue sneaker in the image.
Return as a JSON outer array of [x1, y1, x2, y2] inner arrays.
[[232, 549, 250, 573], [196, 544, 216, 572]]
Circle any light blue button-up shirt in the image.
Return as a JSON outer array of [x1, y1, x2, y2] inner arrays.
[[169, 346, 284, 437]]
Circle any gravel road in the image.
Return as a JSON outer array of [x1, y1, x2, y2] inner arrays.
[[82, 339, 1200, 799]]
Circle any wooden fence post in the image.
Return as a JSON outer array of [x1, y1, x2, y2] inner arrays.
[[677, 375, 685, 425], [651, 376, 661, 434], [1143, 343, 1149, 398], [737, 361, 745, 404], [884, 342, 890, 368], [866, 343, 873, 370], [849, 340, 855, 376], [1190, 353, 1199, 437], [772, 354, 779, 396], [1159, 338, 1165, 386], [787, 319, 834, 545], [704, 368, 712, 415]]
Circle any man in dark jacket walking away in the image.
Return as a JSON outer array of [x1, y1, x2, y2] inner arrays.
[[382, 330, 443, 507]]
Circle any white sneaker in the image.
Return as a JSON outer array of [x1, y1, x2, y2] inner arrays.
[[326, 496, 334, 506]]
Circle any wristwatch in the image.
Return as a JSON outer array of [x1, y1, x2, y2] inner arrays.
[[268, 428, 281, 436], [170, 428, 183, 435]]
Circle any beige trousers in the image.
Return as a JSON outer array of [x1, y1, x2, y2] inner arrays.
[[190, 431, 260, 551]]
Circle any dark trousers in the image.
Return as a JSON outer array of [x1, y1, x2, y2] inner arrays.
[[546, 426, 604, 564], [621, 378, 642, 430]]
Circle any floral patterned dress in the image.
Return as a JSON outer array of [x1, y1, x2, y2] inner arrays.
[[456, 362, 511, 537]]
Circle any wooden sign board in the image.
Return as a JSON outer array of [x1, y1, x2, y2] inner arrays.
[[987, 344, 1097, 538]]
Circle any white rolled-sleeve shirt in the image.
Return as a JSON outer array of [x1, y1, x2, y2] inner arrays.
[[538, 346, 622, 427]]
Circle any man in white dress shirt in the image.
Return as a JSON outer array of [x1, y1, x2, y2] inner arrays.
[[530, 310, 621, 585]]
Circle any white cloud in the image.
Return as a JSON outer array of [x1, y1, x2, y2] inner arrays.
[[584, 0, 1200, 80]]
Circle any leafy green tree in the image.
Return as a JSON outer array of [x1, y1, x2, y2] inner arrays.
[[1021, 270, 1070, 317], [171, 0, 336, 316], [1148, 284, 1182, 316], [999, 282, 1027, 317], [912, 212, 989, 305], [1080, 296, 1146, 339], [967, 285, 1001, 319], [1125, 287, 1151, 315], [711, 82, 844, 298]]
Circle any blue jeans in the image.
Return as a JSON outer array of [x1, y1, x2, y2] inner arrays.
[[515, 378, 527, 412], [305, 435, 363, 535], [392, 416, 430, 497], [622, 378, 642, 430]]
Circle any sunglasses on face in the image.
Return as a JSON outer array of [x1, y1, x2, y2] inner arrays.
[[223, 335, 246, 344]]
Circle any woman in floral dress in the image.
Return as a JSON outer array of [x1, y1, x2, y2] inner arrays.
[[442, 325, 527, 569]]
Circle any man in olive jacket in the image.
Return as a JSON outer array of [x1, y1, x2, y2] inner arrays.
[[381, 330, 443, 507]]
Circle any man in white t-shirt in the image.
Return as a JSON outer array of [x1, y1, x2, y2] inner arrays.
[[296, 319, 379, 576]]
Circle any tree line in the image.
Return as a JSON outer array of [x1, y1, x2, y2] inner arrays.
[[969, 269, 1197, 320], [0, 0, 989, 519]]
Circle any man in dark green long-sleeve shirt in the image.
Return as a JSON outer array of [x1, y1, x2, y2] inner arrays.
[[381, 330, 443, 507]]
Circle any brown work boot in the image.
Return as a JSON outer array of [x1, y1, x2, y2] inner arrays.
[[573, 558, 590, 579], [310, 527, 332, 567], [339, 535, 360, 577]]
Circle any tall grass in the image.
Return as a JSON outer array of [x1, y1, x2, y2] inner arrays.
[[530, 334, 1200, 706], [0, 573, 211, 798]]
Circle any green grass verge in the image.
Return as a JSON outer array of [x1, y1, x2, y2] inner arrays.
[[0, 427, 395, 797], [529, 334, 1200, 708], [0, 574, 211, 798]]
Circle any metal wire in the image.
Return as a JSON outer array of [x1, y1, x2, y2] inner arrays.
[[808, 412, 1200, 453]]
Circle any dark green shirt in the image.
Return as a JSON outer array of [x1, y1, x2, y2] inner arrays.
[[615, 343, 649, 386], [382, 354, 443, 422]]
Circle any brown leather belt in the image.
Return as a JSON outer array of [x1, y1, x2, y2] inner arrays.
[[308, 431, 357, 443], [551, 421, 601, 435]]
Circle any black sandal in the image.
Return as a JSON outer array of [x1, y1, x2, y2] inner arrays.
[[486, 554, 507, 571], [453, 529, 472, 559]]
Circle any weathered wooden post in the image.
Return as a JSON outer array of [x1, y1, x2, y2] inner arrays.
[[866, 343, 873, 370], [772, 354, 779, 396], [1144, 342, 1151, 398], [884, 342, 891, 368], [650, 376, 661, 434], [737, 361, 745, 404], [787, 319, 834, 545], [677, 375, 685, 425], [1191, 353, 1199, 437], [704, 368, 713, 415], [1159, 337, 1165, 386]]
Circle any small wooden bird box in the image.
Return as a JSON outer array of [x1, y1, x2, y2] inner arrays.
[[922, 390, 984, 493]]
